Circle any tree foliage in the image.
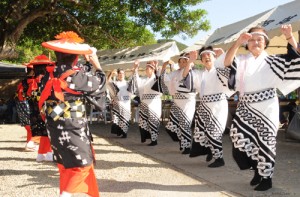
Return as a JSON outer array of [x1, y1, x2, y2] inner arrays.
[[0, 0, 210, 61]]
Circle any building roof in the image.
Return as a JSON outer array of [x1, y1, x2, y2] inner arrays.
[[0, 62, 26, 79]]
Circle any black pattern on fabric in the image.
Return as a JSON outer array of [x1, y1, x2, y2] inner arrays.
[[16, 100, 31, 126], [155, 70, 170, 95], [127, 73, 139, 95], [111, 100, 131, 134], [176, 103, 192, 149], [177, 70, 194, 93], [108, 82, 119, 99], [40, 63, 106, 169], [228, 61, 237, 90], [138, 102, 160, 141], [165, 103, 180, 141], [216, 67, 231, 87], [230, 102, 277, 178], [228, 44, 300, 90], [141, 94, 161, 100], [199, 93, 227, 103], [45, 100, 86, 121], [266, 54, 300, 81], [30, 84, 47, 136], [239, 88, 276, 103], [46, 118, 93, 168], [192, 102, 224, 159], [173, 93, 188, 100]]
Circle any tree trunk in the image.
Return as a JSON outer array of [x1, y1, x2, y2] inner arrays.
[[0, 34, 18, 60]]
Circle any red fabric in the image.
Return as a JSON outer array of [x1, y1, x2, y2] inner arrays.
[[57, 163, 100, 197], [27, 75, 43, 97], [24, 125, 32, 142], [38, 136, 52, 154], [31, 136, 41, 144], [17, 83, 25, 101], [26, 78, 37, 96], [38, 67, 82, 110]]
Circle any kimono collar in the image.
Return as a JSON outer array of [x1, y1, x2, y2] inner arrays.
[[204, 66, 216, 73], [248, 50, 268, 60]]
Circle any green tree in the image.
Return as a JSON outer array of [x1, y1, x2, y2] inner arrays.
[[0, 0, 210, 60]]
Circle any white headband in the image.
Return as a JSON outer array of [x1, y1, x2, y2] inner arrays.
[[146, 63, 155, 69], [250, 32, 269, 40], [199, 50, 216, 57], [179, 56, 189, 60]]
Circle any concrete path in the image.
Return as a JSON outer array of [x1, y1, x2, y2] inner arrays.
[[0, 122, 299, 197], [90, 122, 300, 197]]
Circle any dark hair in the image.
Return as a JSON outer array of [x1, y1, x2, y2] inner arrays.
[[26, 67, 33, 75], [33, 64, 47, 76], [117, 68, 124, 74], [178, 52, 189, 63], [245, 26, 269, 50], [55, 51, 78, 66], [198, 45, 214, 60]]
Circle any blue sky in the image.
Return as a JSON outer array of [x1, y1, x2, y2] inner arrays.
[[169, 0, 294, 46]]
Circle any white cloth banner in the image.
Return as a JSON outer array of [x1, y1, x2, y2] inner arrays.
[[96, 41, 179, 71], [203, 0, 300, 50]]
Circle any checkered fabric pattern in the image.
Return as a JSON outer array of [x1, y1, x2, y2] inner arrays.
[[239, 88, 276, 103], [45, 100, 86, 121]]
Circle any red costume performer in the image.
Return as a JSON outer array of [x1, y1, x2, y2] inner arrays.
[[16, 63, 38, 151], [39, 31, 106, 197], [25, 55, 55, 162]]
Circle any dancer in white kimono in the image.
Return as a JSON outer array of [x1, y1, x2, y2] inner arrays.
[[185, 46, 234, 168], [157, 52, 199, 154], [224, 24, 300, 191], [128, 60, 162, 146], [107, 68, 131, 138]]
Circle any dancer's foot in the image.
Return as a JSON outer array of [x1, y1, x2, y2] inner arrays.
[[148, 141, 157, 146], [206, 153, 213, 162], [254, 178, 272, 191], [36, 154, 46, 162], [121, 133, 127, 138], [182, 148, 190, 155], [250, 169, 261, 186], [25, 141, 39, 152], [208, 158, 225, 168]]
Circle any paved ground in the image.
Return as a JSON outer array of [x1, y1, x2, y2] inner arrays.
[[90, 122, 300, 197], [0, 122, 299, 197]]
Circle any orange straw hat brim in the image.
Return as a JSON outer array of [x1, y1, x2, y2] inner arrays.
[[41, 31, 93, 55], [42, 40, 93, 55], [23, 63, 34, 69], [24, 54, 55, 67]]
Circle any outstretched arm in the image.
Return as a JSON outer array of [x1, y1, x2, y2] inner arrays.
[[282, 24, 298, 50], [84, 47, 102, 70], [182, 51, 197, 78], [224, 33, 251, 67]]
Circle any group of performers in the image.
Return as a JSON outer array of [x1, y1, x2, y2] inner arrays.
[[106, 24, 300, 192], [13, 23, 300, 196], [15, 31, 106, 197]]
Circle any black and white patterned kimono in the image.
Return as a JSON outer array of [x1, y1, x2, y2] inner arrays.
[[128, 72, 162, 143], [228, 44, 300, 179], [16, 78, 31, 127], [181, 66, 233, 159], [107, 80, 131, 136], [158, 68, 200, 151], [29, 75, 47, 137], [40, 63, 106, 168]]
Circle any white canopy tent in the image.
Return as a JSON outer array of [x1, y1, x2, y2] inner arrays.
[[186, 0, 300, 54], [96, 41, 180, 71]]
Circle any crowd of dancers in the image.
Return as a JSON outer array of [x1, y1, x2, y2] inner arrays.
[[14, 24, 300, 196]]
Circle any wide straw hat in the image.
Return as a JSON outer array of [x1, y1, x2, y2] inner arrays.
[[42, 31, 93, 55], [27, 55, 55, 66], [23, 63, 33, 69]]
